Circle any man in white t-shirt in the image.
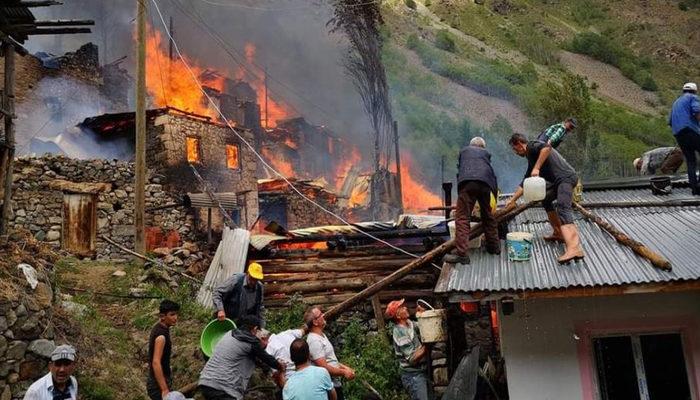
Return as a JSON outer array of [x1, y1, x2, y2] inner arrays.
[[265, 326, 307, 398], [304, 306, 355, 400], [24, 345, 78, 400]]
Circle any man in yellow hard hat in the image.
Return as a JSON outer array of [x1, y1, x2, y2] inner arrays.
[[212, 262, 266, 326]]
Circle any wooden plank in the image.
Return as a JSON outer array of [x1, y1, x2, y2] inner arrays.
[[0, 42, 15, 235], [265, 289, 437, 308], [371, 295, 386, 332], [264, 273, 434, 294], [20, 28, 92, 35]]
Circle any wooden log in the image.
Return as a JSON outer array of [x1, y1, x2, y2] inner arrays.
[[265, 289, 437, 308], [264, 268, 435, 283], [573, 203, 672, 270], [264, 273, 434, 294], [323, 203, 533, 321], [371, 295, 386, 333], [262, 257, 415, 274]]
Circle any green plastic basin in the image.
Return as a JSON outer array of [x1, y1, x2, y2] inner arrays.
[[200, 318, 236, 358]]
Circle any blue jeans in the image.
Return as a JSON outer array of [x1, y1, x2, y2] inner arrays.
[[401, 370, 430, 400]]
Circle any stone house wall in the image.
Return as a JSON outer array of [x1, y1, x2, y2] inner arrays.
[[8, 155, 195, 259], [147, 112, 259, 227]]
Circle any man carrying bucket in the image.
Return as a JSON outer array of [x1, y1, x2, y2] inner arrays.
[[444, 136, 500, 265], [386, 299, 430, 400], [212, 262, 265, 326], [507, 133, 584, 264]]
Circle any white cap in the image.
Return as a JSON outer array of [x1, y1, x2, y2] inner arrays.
[[683, 82, 697, 92], [51, 344, 76, 361]]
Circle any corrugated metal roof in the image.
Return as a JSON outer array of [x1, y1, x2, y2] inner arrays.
[[580, 187, 694, 203], [438, 199, 700, 296]]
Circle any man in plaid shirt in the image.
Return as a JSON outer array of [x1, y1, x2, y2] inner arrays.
[[537, 117, 577, 148]]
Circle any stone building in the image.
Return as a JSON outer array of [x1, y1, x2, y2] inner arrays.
[[257, 178, 339, 231]]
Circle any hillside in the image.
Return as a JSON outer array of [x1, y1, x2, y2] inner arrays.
[[381, 0, 700, 190]]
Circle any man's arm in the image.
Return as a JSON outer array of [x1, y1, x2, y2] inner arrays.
[[252, 341, 284, 371], [255, 284, 264, 320], [410, 344, 428, 365], [545, 125, 566, 147], [313, 357, 351, 379], [151, 336, 170, 397], [212, 275, 239, 320], [692, 97, 700, 122], [531, 146, 552, 177], [328, 388, 338, 400]]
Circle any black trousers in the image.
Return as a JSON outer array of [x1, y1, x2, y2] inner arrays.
[[542, 177, 576, 225], [675, 128, 700, 189], [199, 385, 236, 400]]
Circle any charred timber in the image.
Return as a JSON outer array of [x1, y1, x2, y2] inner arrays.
[[5, 1, 62, 7], [271, 227, 447, 244], [264, 273, 434, 294], [573, 203, 672, 270], [19, 28, 92, 35], [262, 257, 415, 274]]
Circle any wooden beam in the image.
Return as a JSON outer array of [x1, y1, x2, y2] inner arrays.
[[371, 295, 386, 333], [323, 202, 533, 320], [449, 280, 700, 302], [134, 0, 146, 262], [34, 19, 95, 26], [5, 1, 62, 7], [0, 32, 28, 56], [0, 42, 15, 235], [19, 28, 91, 35], [574, 202, 672, 270]]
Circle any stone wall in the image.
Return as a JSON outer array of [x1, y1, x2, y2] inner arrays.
[[8, 155, 195, 259], [148, 112, 259, 227]]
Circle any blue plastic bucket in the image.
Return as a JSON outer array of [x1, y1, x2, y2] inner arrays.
[[506, 232, 533, 261]]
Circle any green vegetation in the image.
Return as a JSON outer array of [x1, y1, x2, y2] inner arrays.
[[404, 0, 416, 10], [678, 0, 700, 10], [568, 32, 657, 91], [435, 29, 456, 53], [338, 319, 408, 400], [570, 0, 608, 27]]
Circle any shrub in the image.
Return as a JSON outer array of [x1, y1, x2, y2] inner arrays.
[[571, 0, 607, 26], [265, 294, 307, 332], [435, 29, 456, 52], [404, 0, 417, 9], [424, 0, 431, 6]]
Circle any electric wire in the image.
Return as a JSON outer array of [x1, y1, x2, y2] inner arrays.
[[150, 0, 440, 269], [194, 0, 383, 11]]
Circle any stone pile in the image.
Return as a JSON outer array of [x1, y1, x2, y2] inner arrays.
[[0, 231, 60, 400]]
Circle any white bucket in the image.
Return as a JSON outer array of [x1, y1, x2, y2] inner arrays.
[[416, 309, 447, 343], [523, 176, 546, 202], [447, 221, 482, 249], [506, 232, 533, 261]]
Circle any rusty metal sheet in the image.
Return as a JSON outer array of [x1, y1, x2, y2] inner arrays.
[[62, 193, 96, 256]]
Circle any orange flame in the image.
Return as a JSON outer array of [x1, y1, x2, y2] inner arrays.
[[262, 147, 295, 177], [400, 153, 442, 212], [145, 25, 224, 118], [349, 181, 369, 207], [334, 145, 362, 190]]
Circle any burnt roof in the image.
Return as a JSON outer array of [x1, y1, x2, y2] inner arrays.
[[0, 1, 35, 44], [77, 107, 227, 137]]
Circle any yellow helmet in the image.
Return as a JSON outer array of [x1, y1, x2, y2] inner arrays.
[[248, 262, 264, 280]]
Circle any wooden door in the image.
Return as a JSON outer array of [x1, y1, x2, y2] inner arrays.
[[62, 193, 97, 256]]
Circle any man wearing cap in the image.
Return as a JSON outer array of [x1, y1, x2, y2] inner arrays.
[[147, 299, 180, 400], [212, 262, 265, 326], [199, 315, 284, 400], [536, 117, 577, 149], [387, 299, 429, 400], [305, 306, 355, 400], [24, 344, 78, 400], [633, 147, 684, 175], [444, 136, 500, 265], [669, 82, 700, 195]]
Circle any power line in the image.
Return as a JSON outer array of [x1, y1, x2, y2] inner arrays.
[[150, 0, 439, 269], [193, 0, 383, 11]]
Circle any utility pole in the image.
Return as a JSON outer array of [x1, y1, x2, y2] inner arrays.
[[264, 64, 269, 128], [134, 0, 146, 261], [0, 42, 16, 235], [393, 120, 403, 214], [168, 15, 174, 61]]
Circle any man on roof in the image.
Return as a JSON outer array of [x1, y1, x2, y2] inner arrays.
[[444, 136, 500, 265], [633, 147, 684, 176], [506, 133, 584, 264], [536, 117, 577, 149], [212, 262, 265, 326], [669, 82, 700, 195]]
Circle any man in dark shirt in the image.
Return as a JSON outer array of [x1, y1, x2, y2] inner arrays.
[[147, 299, 180, 400], [444, 137, 500, 264], [212, 263, 264, 326], [669, 82, 700, 195], [506, 133, 584, 264]]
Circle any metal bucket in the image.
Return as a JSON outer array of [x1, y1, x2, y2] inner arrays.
[[416, 309, 447, 343], [506, 232, 533, 261], [650, 176, 672, 195]]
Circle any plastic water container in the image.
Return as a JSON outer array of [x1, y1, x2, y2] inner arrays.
[[506, 232, 533, 261], [523, 176, 546, 202], [416, 309, 447, 343], [447, 221, 482, 248]]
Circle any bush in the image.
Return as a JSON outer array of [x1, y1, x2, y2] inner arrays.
[[571, 0, 607, 26], [265, 294, 307, 332], [568, 32, 658, 91], [338, 319, 408, 400], [435, 30, 456, 53], [404, 0, 417, 9]]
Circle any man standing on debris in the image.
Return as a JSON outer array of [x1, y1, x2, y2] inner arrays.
[[24, 344, 78, 400], [199, 315, 284, 400], [212, 262, 265, 325], [147, 299, 180, 400], [444, 136, 500, 264], [266, 325, 309, 398], [305, 306, 355, 400], [283, 338, 337, 400], [669, 82, 700, 195], [536, 117, 577, 148], [633, 147, 684, 175], [386, 299, 430, 400], [507, 133, 585, 264]]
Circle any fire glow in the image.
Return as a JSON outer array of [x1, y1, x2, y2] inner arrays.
[[400, 153, 442, 212]]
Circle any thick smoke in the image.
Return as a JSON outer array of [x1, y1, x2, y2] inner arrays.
[[26, 0, 371, 141]]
